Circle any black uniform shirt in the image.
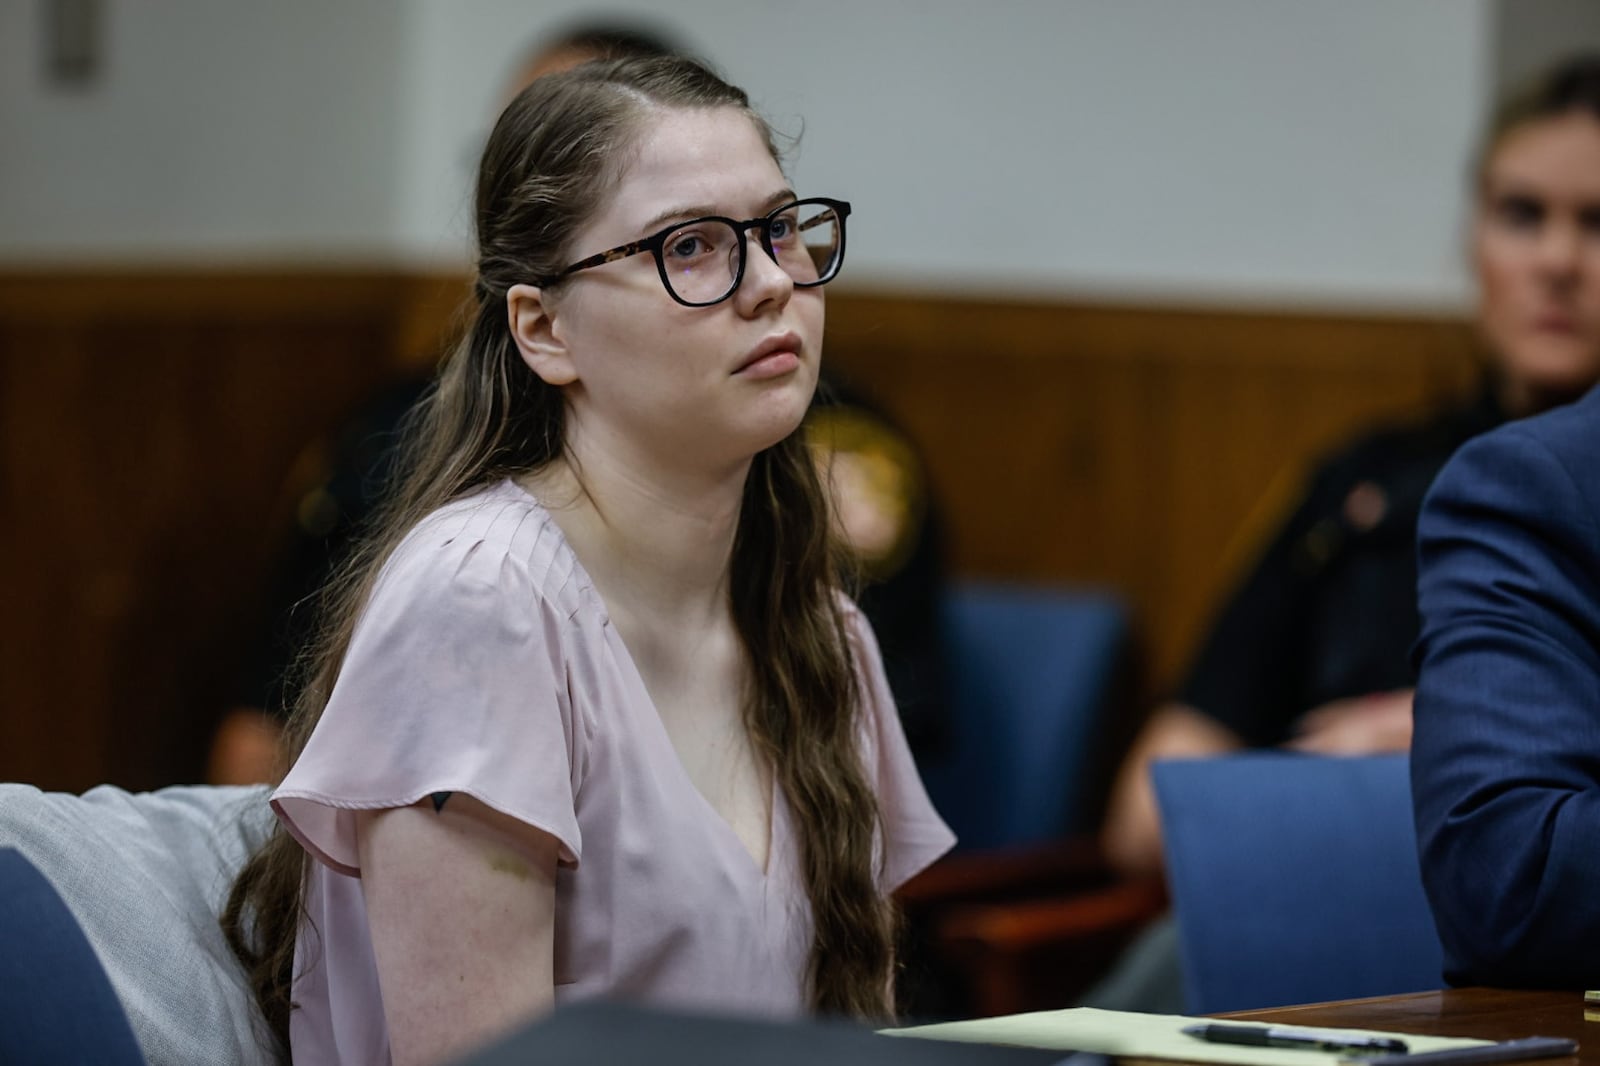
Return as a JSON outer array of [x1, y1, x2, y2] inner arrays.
[[1179, 388, 1504, 747]]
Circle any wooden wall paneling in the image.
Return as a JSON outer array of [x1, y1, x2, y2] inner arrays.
[[0, 327, 108, 792], [0, 271, 1483, 795], [393, 273, 472, 372], [0, 274, 420, 791], [822, 292, 1480, 692], [1156, 318, 1479, 686]]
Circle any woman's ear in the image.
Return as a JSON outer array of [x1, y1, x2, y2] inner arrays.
[[507, 284, 578, 386]]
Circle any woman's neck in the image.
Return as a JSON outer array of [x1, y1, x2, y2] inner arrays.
[[1493, 373, 1588, 420], [520, 439, 748, 630]]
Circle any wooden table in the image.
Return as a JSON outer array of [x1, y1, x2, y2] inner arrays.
[[1227, 989, 1591, 1065]]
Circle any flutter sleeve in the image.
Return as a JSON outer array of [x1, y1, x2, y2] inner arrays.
[[272, 526, 586, 875], [841, 599, 956, 891]]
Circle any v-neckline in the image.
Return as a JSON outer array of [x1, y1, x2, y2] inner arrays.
[[501, 478, 779, 880], [603, 620, 779, 880]]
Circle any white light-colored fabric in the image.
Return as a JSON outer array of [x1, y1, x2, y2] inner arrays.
[[0, 782, 278, 1066]]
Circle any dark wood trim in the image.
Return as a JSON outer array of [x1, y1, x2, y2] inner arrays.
[[0, 269, 1481, 790]]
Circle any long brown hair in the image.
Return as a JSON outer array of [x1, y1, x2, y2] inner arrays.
[[221, 56, 896, 1054]]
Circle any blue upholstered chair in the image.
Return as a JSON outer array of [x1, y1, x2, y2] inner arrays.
[[897, 581, 1166, 1018], [0, 847, 146, 1065], [1152, 752, 1446, 1013], [920, 581, 1133, 851]]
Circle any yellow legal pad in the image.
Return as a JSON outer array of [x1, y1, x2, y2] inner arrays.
[[882, 1007, 1492, 1064]]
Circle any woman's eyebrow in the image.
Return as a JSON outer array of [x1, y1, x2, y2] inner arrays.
[[639, 189, 798, 232], [641, 203, 718, 232], [760, 188, 799, 211]]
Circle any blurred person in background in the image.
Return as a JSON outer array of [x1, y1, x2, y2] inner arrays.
[[209, 18, 949, 786], [1084, 52, 1600, 1012], [1407, 51, 1600, 992]]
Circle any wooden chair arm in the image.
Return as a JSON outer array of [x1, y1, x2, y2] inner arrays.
[[894, 837, 1168, 1019], [896, 835, 1116, 908], [938, 874, 1168, 952]]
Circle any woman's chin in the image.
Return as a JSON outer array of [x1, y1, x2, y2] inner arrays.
[[750, 414, 811, 456], [1501, 354, 1600, 413], [742, 386, 816, 451]]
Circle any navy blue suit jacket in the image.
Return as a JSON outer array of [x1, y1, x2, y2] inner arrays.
[[1413, 383, 1600, 987]]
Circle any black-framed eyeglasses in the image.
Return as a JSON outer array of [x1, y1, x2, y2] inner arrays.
[[534, 197, 851, 308]]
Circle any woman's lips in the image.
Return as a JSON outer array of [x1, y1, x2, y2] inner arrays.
[[1532, 314, 1580, 335], [735, 350, 800, 378], [735, 332, 802, 376]]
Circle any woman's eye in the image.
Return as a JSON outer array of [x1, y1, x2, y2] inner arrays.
[[768, 214, 798, 242], [667, 234, 708, 259], [1494, 194, 1545, 229]]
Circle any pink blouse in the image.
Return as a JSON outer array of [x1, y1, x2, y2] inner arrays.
[[272, 479, 955, 1065]]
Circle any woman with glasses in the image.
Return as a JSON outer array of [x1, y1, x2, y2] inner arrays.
[[222, 56, 952, 1066]]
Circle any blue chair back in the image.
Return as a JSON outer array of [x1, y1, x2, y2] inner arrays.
[[0, 847, 146, 1065], [1152, 752, 1445, 1013], [920, 581, 1130, 852]]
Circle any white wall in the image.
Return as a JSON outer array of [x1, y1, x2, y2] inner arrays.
[[0, 0, 403, 263], [2, 1, 1503, 310], [395, 0, 1493, 309]]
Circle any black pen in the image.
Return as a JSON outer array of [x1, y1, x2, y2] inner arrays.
[[1340, 1036, 1578, 1066], [1183, 1023, 1410, 1055]]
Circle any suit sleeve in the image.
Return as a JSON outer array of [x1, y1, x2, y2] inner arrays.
[[1411, 423, 1600, 987]]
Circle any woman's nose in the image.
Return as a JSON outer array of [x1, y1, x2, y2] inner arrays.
[[734, 229, 795, 310], [1536, 220, 1583, 280]]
